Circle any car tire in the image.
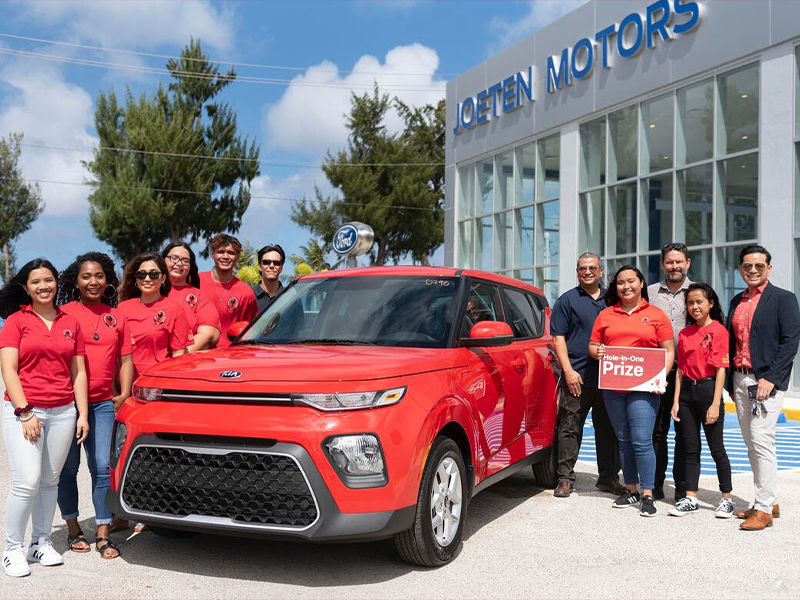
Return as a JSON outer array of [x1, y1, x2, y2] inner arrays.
[[531, 446, 558, 489], [149, 526, 197, 539], [394, 436, 468, 567]]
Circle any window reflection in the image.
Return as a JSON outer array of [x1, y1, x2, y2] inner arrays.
[[580, 117, 606, 189], [609, 106, 638, 181], [677, 79, 713, 165], [642, 94, 673, 173], [719, 63, 759, 155]]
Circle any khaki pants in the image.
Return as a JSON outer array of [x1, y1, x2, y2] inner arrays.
[[733, 371, 783, 513]]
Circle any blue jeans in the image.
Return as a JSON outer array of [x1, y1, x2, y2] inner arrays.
[[603, 391, 659, 491], [57, 400, 115, 525]]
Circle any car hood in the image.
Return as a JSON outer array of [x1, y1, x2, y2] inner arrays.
[[139, 344, 467, 383]]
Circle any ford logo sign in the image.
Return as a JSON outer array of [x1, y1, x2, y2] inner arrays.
[[219, 370, 242, 379], [332, 224, 358, 255]]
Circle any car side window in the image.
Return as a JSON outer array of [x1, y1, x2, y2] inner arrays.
[[461, 282, 504, 338], [503, 288, 544, 340]]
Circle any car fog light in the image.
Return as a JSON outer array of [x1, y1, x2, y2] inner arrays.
[[110, 421, 127, 469], [323, 434, 387, 488]]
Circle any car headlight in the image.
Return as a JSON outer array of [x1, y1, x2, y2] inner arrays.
[[133, 385, 162, 403], [323, 434, 387, 488], [292, 387, 405, 411], [110, 421, 127, 469]]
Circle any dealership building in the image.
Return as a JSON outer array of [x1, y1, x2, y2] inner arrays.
[[445, 0, 800, 390]]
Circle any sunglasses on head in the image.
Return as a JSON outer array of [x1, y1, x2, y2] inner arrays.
[[260, 259, 283, 267], [135, 270, 162, 281]]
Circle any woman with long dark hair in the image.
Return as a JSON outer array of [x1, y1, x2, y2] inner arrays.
[[0, 259, 88, 577], [117, 253, 189, 379], [589, 265, 674, 517], [55, 252, 133, 559], [161, 242, 220, 352], [669, 282, 733, 517]]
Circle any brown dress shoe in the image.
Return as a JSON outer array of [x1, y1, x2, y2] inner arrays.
[[734, 504, 780, 520], [596, 480, 627, 496], [554, 481, 573, 498], [740, 510, 773, 530]]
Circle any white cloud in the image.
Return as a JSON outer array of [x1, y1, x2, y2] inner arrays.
[[0, 58, 96, 218], [17, 0, 236, 52], [488, 1, 590, 55], [263, 43, 445, 157]]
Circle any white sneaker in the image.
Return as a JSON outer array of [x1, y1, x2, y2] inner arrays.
[[668, 496, 699, 517], [3, 548, 31, 577], [715, 498, 735, 518], [27, 539, 63, 566]]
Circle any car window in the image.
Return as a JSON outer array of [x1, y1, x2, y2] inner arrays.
[[461, 282, 504, 337], [503, 288, 543, 340]]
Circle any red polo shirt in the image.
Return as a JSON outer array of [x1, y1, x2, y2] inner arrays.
[[590, 300, 673, 348], [0, 304, 85, 408], [731, 281, 768, 368], [167, 285, 221, 340], [677, 321, 730, 380], [61, 301, 132, 403], [198, 272, 257, 348], [118, 296, 190, 379]]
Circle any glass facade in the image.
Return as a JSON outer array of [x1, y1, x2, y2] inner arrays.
[[577, 63, 759, 307], [456, 135, 560, 304]]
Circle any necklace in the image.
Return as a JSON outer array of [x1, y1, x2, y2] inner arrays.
[[79, 301, 102, 340]]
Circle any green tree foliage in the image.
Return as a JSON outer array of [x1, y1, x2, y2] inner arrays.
[[0, 133, 44, 281], [85, 39, 260, 262], [292, 86, 444, 266], [289, 238, 332, 273]]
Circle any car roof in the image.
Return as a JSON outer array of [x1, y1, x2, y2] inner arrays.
[[297, 266, 546, 297]]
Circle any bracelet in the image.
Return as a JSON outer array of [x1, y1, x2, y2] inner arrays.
[[19, 411, 35, 422], [13, 404, 33, 417]]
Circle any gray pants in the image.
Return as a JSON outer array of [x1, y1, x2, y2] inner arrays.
[[3, 402, 76, 552], [733, 372, 783, 513]]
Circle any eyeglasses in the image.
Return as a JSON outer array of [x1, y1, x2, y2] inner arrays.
[[741, 262, 768, 272], [577, 266, 600, 272], [165, 255, 191, 266], [135, 270, 162, 281], [260, 259, 284, 267]]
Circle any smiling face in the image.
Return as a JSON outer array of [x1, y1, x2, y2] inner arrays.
[[661, 250, 691, 284], [259, 250, 284, 283], [615, 269, 643, 304], [212, 244, 239, 274], [576, 256, 602, 288], [739, 252, 772, 290], [76, 261, 107, 304], [686, 289, 712, 324], [26, 267, 57, 307], [165, 246, 192, 285], [135, 260, 165, 298]]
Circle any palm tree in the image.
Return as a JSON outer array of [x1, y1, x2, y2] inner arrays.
[[290, 239, 332, 274]]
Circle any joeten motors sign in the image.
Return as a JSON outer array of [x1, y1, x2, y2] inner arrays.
[[452, 0, 701, 135], [598, 347, 668, 393]]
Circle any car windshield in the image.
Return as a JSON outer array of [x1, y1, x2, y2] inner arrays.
[[238, 275, 458, 348]]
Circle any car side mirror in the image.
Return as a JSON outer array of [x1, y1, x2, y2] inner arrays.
[[227, 321, 249, 342], [462, 321, 514, 347]]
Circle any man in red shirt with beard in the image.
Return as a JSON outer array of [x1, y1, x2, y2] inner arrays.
[[199, 234, 257, 348]]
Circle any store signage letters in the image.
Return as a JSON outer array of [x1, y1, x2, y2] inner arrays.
[[547, 0, 701, 94], [452, 67, 532, 135]]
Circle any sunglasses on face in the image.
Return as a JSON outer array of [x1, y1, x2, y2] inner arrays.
[[165, 255, 191, 266], [135, 270, 162, 281], [260, 259, 283, 267], [741, 263, 768, 272]]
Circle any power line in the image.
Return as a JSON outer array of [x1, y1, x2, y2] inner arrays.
[[16, 177, 440, 212], [0, 31, 460, 78], [0, 46, 447, 93], [20, 141, 445, 169]]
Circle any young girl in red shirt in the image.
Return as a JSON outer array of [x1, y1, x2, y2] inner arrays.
[[669, 282, 734, 518]]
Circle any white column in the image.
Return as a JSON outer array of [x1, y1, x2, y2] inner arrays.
[[558, 122, 581, 295]]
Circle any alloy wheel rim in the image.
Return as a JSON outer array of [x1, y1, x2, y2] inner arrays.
[[429, 456, 462, 546]]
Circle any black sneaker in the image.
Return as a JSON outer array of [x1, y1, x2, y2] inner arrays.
[[668, 496, 699, 517], [640, 494, 657, 517], [612, 490, 641, 508]]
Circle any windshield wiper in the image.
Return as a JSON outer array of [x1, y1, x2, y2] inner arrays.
[[285, 338, 377, 346], [233, 339, 265, 346]]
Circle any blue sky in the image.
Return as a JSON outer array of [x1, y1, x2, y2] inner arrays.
[[0, 0, 583, 274]]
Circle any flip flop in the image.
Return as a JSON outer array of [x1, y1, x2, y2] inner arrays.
[[67, 530, 91, 553]]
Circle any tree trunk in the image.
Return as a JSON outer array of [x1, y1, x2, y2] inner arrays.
[[421, 254, 431, 266], [375, 239, 387, 266], [3, 241, 9, 282]]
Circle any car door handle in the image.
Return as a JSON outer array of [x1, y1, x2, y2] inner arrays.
[[511, 358, 526, 373]]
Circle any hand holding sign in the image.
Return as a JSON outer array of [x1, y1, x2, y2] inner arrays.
[[598, 346, 668, 394]]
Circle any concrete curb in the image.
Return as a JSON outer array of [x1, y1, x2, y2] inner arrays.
[[723, 399, 800, 422]]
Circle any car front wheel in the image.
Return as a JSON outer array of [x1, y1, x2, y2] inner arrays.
[[394, 436, 468, 567]]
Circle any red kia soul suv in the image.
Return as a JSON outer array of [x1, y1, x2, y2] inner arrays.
[[106, 267, 559, 567]]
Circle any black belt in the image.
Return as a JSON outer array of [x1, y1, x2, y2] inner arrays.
[[734, 366, 753, 374], [684, 376, 714, 386]]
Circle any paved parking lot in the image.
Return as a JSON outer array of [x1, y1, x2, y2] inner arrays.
[[1, 418, 799, 600]]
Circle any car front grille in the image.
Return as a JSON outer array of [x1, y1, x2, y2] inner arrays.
[[121, 445, 318, 528]]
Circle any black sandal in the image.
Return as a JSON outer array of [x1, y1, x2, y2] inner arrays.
[[95, 537, 120, 560], [67, 530, 91, 553]]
